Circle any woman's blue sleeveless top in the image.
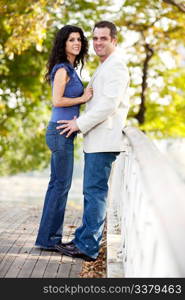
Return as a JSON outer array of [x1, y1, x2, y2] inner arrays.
[[50, 62, 84, 122]]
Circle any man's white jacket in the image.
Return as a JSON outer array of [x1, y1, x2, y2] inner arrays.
[[76, 50, 130, 153]]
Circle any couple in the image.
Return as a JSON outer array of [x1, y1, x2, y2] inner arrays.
[[35, 21, 130, 262]]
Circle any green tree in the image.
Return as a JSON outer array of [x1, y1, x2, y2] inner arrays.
[[1, 0, 185, 175], [0, 0, 113, 175], [116, 0, 185, 138]]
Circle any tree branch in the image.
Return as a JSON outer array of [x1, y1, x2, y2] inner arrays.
[[163, 0, 185, 13]]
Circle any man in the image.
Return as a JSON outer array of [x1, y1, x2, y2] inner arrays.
[[55, 21, 130, 261]]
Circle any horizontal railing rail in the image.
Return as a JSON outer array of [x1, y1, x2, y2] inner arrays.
[[107, 126, 185, 277]]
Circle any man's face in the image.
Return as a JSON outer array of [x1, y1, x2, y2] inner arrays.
[[93, 27, 116, 62]]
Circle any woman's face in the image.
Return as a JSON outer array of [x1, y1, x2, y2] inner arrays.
[[65, 32, 82, 59]]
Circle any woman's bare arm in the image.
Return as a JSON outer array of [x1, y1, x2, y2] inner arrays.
[[52, 68, 92, 107]]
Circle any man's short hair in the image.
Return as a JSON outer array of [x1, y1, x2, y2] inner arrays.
[[93, 21, 117, 39]]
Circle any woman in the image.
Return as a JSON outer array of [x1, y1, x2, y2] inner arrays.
[[35, 25, 92, 250]]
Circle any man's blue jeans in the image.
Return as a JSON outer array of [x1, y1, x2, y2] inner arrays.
[[73, 152, 119, 259], [35, 122, 74, 249]]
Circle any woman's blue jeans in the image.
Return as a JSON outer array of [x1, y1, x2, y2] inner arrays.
[[35, 122, 74, 249], [73, 152, 119, 259]]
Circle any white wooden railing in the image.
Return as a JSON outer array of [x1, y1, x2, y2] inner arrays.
[[107, 127, 185, 277]]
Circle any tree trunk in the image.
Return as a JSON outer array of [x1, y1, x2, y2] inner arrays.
[[135, 44, 154, 124]]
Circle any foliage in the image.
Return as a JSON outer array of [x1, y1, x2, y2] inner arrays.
[[0, 0, 113, 175], [0, 0, 185, 175], [116, 0, 185, 136]]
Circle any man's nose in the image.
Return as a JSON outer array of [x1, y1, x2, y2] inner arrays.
[[94, 39, 101, 45]]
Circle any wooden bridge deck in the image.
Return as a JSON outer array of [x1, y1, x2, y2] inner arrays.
[[0, 201, 83, 278], [0, 202, 82, 278]]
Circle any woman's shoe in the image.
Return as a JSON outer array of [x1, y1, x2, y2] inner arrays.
[[61, 240, 74, 247]]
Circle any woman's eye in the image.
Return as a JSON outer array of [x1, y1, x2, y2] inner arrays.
[[68, 38, 81, 42]]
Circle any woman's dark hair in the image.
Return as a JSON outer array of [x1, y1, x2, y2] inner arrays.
[[46, 25, 88, 82]]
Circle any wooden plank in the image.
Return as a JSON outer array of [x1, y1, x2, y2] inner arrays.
[[30, 249, 52, 278], [17, 247, 41, 278], [0, 212, 34, 260], [4, 226, 37, 278], [0, 209, 17, 225], [56, 262, 72, 278], [0, 204, 40, 278], [0, 209, 28, 235], [70, 260, 83, 278], [0, 219, 36, 277], [0, 216, 31, 273], [0, 201, 83, 278], [43, 251, 62, 278]]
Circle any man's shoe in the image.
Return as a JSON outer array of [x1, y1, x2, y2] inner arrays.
[[55, 244, 95, 262], [55, 242, 74, 252]]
